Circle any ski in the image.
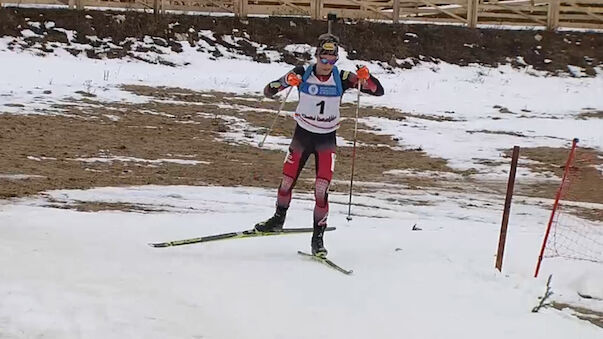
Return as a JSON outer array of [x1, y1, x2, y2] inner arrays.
[[149, 227, 336, 248], [297, 251, 353, 275]]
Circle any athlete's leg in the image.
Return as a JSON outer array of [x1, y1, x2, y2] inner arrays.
[[313, 132, 337, 226], [276, 126, 312, 210], [255, 126, 312, 232]]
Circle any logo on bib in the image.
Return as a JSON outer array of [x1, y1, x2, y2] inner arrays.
[[308, 84, 319, 95]]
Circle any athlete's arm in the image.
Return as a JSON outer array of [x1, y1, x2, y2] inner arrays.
[[340, 70, 384, 96], [263, 66, 305, 98]]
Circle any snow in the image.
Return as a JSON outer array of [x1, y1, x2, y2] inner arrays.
[[0, 20, 602, 338], [1, 186, 602, 338], [0, 174, 46, 180], [1, 35, 601, 178], [68, 156, 210, 166]]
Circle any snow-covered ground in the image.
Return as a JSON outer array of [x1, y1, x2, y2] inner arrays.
[[1, 186, 602, 338], [1, 28, 602, 177], [1, 21, 602, 338]]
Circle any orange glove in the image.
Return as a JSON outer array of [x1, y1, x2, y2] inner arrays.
[[286, 72, 301, 87], [356, 66, 370, 81]]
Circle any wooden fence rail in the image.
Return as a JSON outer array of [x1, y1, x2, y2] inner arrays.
[[1, 0, 602, 29]]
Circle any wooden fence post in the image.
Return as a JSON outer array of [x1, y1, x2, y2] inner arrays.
[[393, 0, 400, 23], [75, 0, 84, 10], [547, 0, 560, 30], [240, 0, 248, 18], [467, 0, 478, 28], [311, 0, 322, 20], [495, 146, 520, 272], [68, 0, 76, 9]]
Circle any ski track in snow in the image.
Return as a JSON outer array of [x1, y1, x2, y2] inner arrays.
[[1, 186, 602, 338]]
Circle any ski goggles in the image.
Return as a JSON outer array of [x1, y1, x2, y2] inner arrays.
[[319, 58, 338, 65]]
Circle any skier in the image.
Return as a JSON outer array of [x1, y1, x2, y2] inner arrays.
[[255, 33, 384, 257]]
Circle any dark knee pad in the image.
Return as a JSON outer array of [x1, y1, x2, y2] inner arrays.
[[315, 178, 330, 208]]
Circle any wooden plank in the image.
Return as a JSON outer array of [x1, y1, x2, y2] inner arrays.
[[323, 0, 393, 4], [309, 6, 395, 17], [557, 20, 603, 27], [396, 0, 469, 5], [561, 0, 603, 3], [399, 6, 467, 14], [322, 0, 467, 6], [479, 4, 549, 11], [342, 0, 393, 19], [393, 0, 400, 22], [468, 0, 478, 27], [12, 0, 65, 4], [268, 0, 310, 14], [477, 18, 546, 25], [481, 0, 548, 5], [247, 4, 312, 15], [76, 1, 149, 9], [251, 0, 311, 4], [323, 0, 392, 5], [560, 6, 603, 13], [185, 0, 234, 13], [496, 146, 520, 273], [416, 0, 468, 21], [558, 12, 603, 18], [399, 15, 474, 21], [483, 2, 548, 24], [563, 0, 603, 20], [477, 12, 548, 19], [548, 0, 560, 29], [241, 0, 249, 16], [310, 0, 317, 18]]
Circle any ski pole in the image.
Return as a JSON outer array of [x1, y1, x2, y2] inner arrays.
[[258, 86, 294, 148], [346, 76, 362, 221]]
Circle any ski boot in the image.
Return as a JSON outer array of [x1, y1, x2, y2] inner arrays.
[[254, 206, 287, 233], [311, 224, 328, 258]]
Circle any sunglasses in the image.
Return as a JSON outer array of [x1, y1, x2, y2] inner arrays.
[[319, 58, 338, 65]]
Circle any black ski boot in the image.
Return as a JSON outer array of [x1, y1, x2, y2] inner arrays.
[[311, 224, 328, 258], [254, 206, 287, 233]]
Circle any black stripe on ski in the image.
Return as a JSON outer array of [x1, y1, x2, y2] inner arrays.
[[297, 251, 353, 275], [149, 227, 336, 248]]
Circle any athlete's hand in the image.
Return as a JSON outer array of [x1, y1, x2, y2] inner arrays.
[[285, 72, 301, 87], [356, 66, 370, 81]]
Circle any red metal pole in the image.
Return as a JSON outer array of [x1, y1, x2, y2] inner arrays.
[[534, 138, 578, 278]]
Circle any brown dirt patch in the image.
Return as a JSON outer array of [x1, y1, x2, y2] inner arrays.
[[2, 85, 601, 221], [578, 110, 603, 119], [506, 146, 603, 205], [552, 301, 603, 329], [0, 85, 455, 200]]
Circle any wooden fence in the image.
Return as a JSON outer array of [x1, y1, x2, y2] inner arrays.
[[2, 0, 603, 30]]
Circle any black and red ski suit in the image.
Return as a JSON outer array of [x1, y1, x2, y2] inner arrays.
[[264, 64, 384, 226]]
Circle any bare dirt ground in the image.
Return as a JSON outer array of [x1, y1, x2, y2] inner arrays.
[[1, 85, 601, 221], [0, 85, 455, 198]]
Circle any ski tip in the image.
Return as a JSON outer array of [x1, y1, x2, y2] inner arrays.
[[325, 226, 336, 232], [148, 242, 170, 248]]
